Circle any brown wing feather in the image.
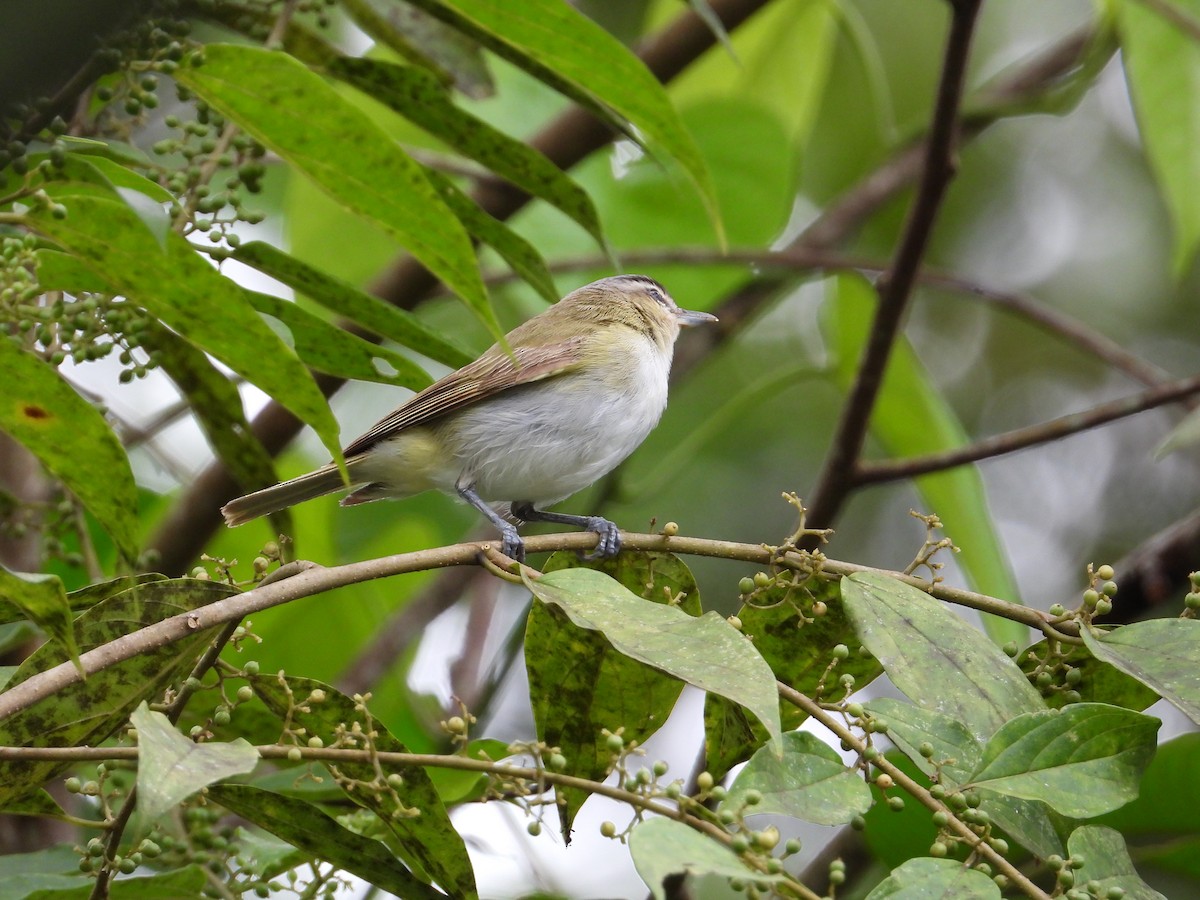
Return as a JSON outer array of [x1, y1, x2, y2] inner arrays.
[[342, 338, 587, 457]]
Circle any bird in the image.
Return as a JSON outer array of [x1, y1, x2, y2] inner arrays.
[[221, 274, 717, 561]]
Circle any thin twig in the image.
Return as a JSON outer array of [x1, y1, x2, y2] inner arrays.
[[805, 0, 984, 529], [855, 372, 1200, 484]]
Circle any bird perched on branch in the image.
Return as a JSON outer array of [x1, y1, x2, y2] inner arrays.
[[221, 274, 717, 561]]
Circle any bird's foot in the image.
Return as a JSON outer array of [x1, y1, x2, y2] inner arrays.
[[582, 517, 621, 560], [499, 524, 526, 563]]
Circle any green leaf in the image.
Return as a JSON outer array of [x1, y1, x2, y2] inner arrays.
[[1155, 405, 1200, 458], [74, 153, 174, 204], [1018, 637, 1160, 711], [0, 579, 233, 806], [629, 817, 785, 900], [0, 567, 78, 672], [131, 703, 258, 823], [229, 241, 473, 368], [403, 0, 723, 243], [3, 788, 67, 821], [964, 703, 1159, 818], [862, 700, 1065, 858], [841, 572, 1044, 742], [176, 44, 498, 338], [325, 56, 606, 251], [138, 323, 289, 534], [246, 289, 432, 388], [25, 866, 208, 899], [864, 858, 1001, 899], [0, 575, 164, 627], [423, 168, 557, 301], [1082, 618, 1200, 724], [825, 274, 1024, 644], [0, 340, 139, 561], [27, 189, 346, 467], [864, 698, 981, 785], [1098, 733, 1200, 836], [209, 784, 443, 900], [721, 731, 871, 826], [248, 673, 476, 899], [527, 550, 701, 837], [525, 566, 781, 747], [1068, 825, 1167, 900], [1118, 0, 1200, 273], [704, 576, 882, 778]]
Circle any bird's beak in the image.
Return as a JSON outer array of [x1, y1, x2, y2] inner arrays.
[[675, 308, 719, 327]]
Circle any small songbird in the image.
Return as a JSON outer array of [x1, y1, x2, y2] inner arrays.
[[221, 275, 716, 561]]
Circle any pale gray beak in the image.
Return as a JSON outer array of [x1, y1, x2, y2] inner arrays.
[[675, 308, 719, 327]]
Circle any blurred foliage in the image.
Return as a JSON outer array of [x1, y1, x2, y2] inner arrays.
[[1, 0, 1200, 897]]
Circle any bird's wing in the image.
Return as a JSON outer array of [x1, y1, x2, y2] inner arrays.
[[342, 338, 587, 457]]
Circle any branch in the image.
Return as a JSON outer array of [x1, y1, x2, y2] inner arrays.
[[0, 531, 1061, 722], [776, 683, 1051, 900], [147, 0, 774, 576], [855, 371, 1200, 484], [804, 0, 984, 528]]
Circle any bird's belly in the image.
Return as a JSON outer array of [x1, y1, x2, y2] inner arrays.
[[448, 366, 668, 504]]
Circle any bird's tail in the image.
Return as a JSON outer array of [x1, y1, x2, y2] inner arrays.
[[221, 463, 350, 526]]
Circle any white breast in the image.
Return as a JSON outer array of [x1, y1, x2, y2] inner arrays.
[[447, 336, 672, 504]]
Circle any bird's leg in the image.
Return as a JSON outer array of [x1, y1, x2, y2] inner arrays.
[[458, 482, 525, 562], [511, 502, 621, 560]]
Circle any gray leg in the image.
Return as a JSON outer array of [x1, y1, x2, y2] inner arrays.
[[458, 483, 525, 561], [511, 502, 621, 560]]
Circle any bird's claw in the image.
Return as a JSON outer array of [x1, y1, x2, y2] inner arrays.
[[582, 517, 621, 560], [500, 526, 526, 563]]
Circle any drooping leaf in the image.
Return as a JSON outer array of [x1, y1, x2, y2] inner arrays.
[[0, 579, 233, 806], [1082, 619, 1200, 724], [629, 817, 785, 900], [527, 550, 701, 838], [1098, 733, 1200, 836], [131, 703, 259, 823], [176, 44, 499, 338], [964, 703, 1159, 818], [864, 858, 1001, 899], [27, 188, 346, 467], [1067, 825, 1167, 900], [137, 322, 290, 536], [229, 241, 473, 368], [704, 575, 882, 778], [423, 168, 558, 302], [402, 0, 723, 242], [841, 572, 1044, 742], [721, 730, 871, 826], [248, 673, 476, 899], [245, 289, 432, 388], [325, 56, 606, 250], [525, 566, 781, 748], [1118, 0, 1200, 273], [0, 340, 139, 561], [825, 274, 1024, 644], [0, 567, 78, 671], [209, 784, 443, 900]]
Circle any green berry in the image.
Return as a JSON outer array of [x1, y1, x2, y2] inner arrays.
[[929, 841, 948, 858], [738, 577, 755, 594], [1096, 564, 1114, 580]]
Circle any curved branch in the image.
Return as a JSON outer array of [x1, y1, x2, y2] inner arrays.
[[0, 530, 1058, 722]]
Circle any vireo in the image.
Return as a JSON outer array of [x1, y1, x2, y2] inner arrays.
[[221, 274, 717, 560]]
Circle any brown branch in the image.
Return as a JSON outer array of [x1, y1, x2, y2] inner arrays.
[[804, 0, 984, 529], [147, 0, 774, 576], [0, 531, 1060, 723], [855, 372, 1200, 485], [1111, 509, 1200, 622]]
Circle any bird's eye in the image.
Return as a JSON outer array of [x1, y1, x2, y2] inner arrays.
[[647, 287, 667, 305]]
